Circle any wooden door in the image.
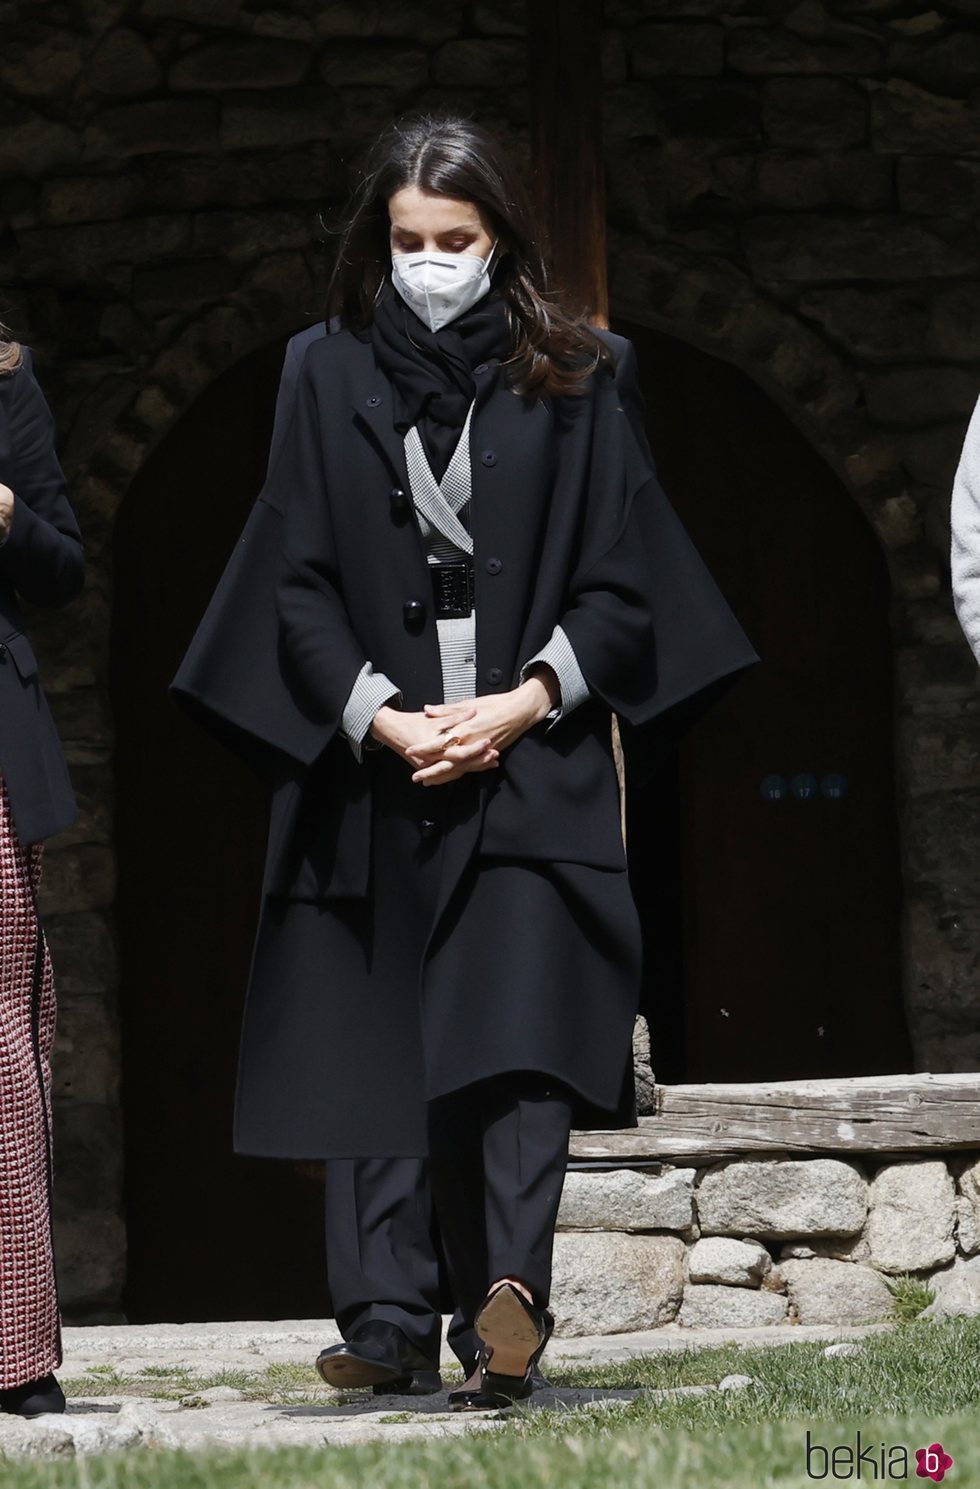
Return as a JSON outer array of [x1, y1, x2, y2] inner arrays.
[[618, 319, 913, 1084]]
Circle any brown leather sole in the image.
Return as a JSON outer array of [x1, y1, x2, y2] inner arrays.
[[474, 1283, 545, 1379], [316, 1350, 403, 1390]]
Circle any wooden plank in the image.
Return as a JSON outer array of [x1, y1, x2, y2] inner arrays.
[[527, 0, 609, 327], [570, 1074, 980, 1163]]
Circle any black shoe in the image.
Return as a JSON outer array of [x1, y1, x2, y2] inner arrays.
[[450, 1284, 552, 1411], [452, 1306, 555, 1405], [316, 1321, 442, 1395], [0, 1374, 66, 1418]]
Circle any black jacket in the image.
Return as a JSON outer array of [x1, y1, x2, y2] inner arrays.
[[172, 321, 759, 899], [0, 348, 84, 846], [171, 320, 761, 1154]]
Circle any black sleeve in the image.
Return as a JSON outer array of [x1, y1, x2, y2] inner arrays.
[[556, 339, 760, 785], [273, 354, 373, 737], [0, 349, 84, 607], [171, 345, 369, 772]]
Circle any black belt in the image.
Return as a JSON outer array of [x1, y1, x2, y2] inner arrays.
[[430, 559, 475, 618]]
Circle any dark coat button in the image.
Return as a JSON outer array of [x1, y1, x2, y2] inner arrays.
[[481, 449, 497, 466], [485, 666, 503, 685], [366, 394, 382, 407], [389, 486, 409, 516], [474, 362, 489, 375], [420, 818, 437, 839], [403, 598, 426, 627], [485, 556, 503, 575], [0, 643, 6, 659]]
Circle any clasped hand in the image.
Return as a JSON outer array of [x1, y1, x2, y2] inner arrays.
[[0, 483, 14, 541], [370, 672, 558, 786]]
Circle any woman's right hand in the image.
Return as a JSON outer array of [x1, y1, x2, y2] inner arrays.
[[369, 703, 500, 782]]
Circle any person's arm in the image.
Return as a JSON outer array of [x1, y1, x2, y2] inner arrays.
[[268, 332, 407, 765], [517, 625, 591, 730], [951, 392, 980, 664], [339, 660, 404, 763], [274, 351, 395, 752], [548, 338, 759, 757], [0, 348, 84, 607]]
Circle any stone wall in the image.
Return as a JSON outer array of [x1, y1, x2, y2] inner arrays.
[[552, 1149, 980, 1334], [0, 0, 978, 1314]]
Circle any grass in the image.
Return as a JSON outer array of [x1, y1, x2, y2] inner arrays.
[[883, 1271, 937, 1322], [65, 1361, 338, 1407], [5, 1315, 978, 1487]]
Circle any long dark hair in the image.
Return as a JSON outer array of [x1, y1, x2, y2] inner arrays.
[[324, 111, 614, 399]]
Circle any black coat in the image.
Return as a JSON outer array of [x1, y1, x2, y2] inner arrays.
[[172, 321, 760, 1156], [0, 349, 84, 847]]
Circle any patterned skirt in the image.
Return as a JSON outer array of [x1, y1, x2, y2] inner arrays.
[[0, 774, 59, 1391]]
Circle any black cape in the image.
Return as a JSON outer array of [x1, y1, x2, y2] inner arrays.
[[170, 322, 761, 1156]]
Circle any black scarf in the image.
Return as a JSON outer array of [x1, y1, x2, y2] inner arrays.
[[369, 277, 514, 483]]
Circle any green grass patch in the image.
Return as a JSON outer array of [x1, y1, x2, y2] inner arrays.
[[1, 1412, 980, 1489]]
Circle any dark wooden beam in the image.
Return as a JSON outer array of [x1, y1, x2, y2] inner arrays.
[[527, 0, 609, 328]]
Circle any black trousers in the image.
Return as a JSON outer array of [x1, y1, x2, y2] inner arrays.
[[323, 1072, 573, 1366]]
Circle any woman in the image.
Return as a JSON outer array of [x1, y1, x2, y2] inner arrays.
[[0, 333, 85, 1417], [172, 112, 759, 1409]]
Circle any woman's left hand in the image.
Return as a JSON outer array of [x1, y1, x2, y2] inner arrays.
[[0, 483, 14, 541], [407, 671, 558, 785]]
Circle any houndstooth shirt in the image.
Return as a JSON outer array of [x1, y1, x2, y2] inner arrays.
[[340, 399, 590, 762]]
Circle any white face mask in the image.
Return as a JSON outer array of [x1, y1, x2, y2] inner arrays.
[[390, 240, 498, 333]]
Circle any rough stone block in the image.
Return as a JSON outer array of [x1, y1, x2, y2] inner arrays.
[[473, 0, 525, 34], [866, 1160, 956, 1273], [551, 1232, 686, 1335], [132, 258, 236, 305], [558, 1167, 696, 1233], [53, 1209, 127, 1310], [432, 39, 527, 89], [52, 994, 120, 1106], [44, 912, 118, 996], [921, 1255, 980, 1319], [170, 38, 311, 90], [763, 78, 867, 148], [779, 1259, 895, 1325], [631, 22, 724, 76], [687, 1236, 772, 1287], [313, 1, 461, 42], [863, 366, 980, 426], [679, 1283, 788, 1328], [897, 157, 980, 219], [872, 79, 980, 156], [85, 100, 219, 160], [780, 1234, 871, 1262], [742, 214, 978, 284], [39, 174, 145, 225], [90, 28, 162, 95], [656, 78, 761, 139], [319, 43, 430, 90], [955, 1158, 980, 1257], [728, 25, 885, 76], [37, 845, 116, 916], [696, 1158, 868, 1239], [221, 88, 341, 150], [0, 119, 81, 177], [956, 1193, 980, 1257]]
